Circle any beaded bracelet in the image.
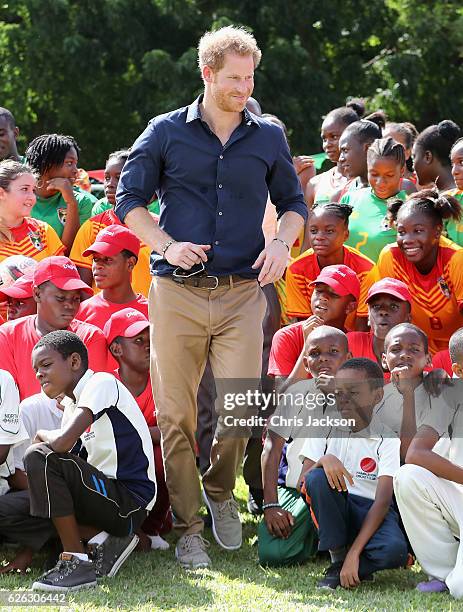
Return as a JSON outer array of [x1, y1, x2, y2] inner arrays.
[[262, 502, 281, 511]]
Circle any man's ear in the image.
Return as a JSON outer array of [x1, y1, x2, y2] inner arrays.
[[302, 355, 310, 375], [425, 352, 433, 368], [13, 126, 19, 139], [202, 65, 214, 84], [374, 386, 384, 405], [452, 362, 463, 379], [345, 299, 357, 315], [381, 351, 388, 371], [424, 150, 433, 164], [33, 286, 41, 304], [109, 341, 122, 358], [70, 352, 82, 371]]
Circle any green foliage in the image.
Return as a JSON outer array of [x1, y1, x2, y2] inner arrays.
[[1, 0, 463, 166]]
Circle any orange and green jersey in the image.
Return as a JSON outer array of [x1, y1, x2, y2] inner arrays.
[[0, 218, 64, 263], [369, 236, 463, 354], [69, 209, 152, 297], [286, 245, 374, 331], [443, 189, 463, 246], [341, 187, 407, 262], [31, 188, 95, 238]]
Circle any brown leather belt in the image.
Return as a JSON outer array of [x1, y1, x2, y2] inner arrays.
[[172, 273, 246, 289]]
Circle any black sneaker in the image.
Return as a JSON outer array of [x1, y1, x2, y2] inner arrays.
[[89, 534, 139, 578], [316, 561, 343, 590], [247, 488, 264, 516], [32, 553, 97, 592]]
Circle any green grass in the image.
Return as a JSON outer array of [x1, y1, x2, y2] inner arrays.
[[0, 477, 462, 611]]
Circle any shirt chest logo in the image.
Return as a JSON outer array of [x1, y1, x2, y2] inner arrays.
[[355, 456, 378, 481], [28, 230, 44, 251], [57, 208, 67, 225]]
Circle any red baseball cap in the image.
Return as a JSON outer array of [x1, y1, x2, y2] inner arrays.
[[0, 273, 34, 301], [82, 224, 141, 258], [310, 265, 360, 300], [103, 308, 150, 345], [366, 277, 412, 304], [33, 256, 93, 296]]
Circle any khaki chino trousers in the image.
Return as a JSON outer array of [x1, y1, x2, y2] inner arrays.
[[149, 276, 267, 535]]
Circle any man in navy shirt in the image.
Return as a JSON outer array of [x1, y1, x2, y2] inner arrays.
[[116, 25, 307, 569]]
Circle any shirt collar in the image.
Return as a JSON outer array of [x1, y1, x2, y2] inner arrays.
[[62, 369, 94, 409], [185, 94, 260, 127]]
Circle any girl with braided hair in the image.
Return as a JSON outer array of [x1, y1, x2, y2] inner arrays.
[[372, 189, 463, 354], [26, 134, 94, 251], [286, 202, 374, 330], [341, 137, 411, 262]]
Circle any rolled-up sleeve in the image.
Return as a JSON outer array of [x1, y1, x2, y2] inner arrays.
[[267, 131, 308, 223], [115, 121, 163, 223]]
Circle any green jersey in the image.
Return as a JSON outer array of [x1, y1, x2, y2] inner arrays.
[[31, 188, 94, 238], [91, 197, 160, 218], [341, 187, 407, 262], [444, 190, 463, 246]]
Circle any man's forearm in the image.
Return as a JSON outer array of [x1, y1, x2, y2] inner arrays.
[[276, 211, 305, 249], [262, 434, 285, 503], [123, 207, 171, 253]]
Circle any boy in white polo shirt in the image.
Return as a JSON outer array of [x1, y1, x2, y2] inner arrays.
[[299, 358, 407, 590], [394, 327, 463, 598], [259, 325, 351, 566], [25, 330, 156, 592], [0, 369, 28, 491]]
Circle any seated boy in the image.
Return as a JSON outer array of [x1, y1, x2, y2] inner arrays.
[[380, 323, 452, 459], [26, 330, 156, 592], [299, 358, 408, 590], [268, 265, 359, 391], [0, 393, 64, 574], [0, 369, 28, 493], [259, 326, 351, 566], [394, 327, 463, 598], [105, 308, 171, 549]]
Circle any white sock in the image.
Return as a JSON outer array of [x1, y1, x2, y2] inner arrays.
[[88, 531, 110, 545], [66, 552, 88, 562], [149, 535, 170, 550]]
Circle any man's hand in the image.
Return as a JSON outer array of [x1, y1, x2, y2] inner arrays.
[[252, 239, 290, 286], [319, 454, 354, 492], [264, 506, 294, 539], [340, 550, 360, 588], [302, 315, 324, 341], [165, 242, 210, 269]]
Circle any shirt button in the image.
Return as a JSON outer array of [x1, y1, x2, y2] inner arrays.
[[215, 240, 220, 246], [219, 155, 223, 159], [218, 184, 223, 189], [218, 211, 223, 216]]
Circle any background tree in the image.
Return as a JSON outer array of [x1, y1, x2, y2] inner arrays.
[[1, 0, 462, 167]]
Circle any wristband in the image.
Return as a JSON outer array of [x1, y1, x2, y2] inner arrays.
[[272, 237, 290, 252], [262, 502, 281, 511], [161, 239, 176, 258]]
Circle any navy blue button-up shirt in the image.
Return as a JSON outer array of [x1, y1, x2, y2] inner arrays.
[[115, 96, 308, 277]]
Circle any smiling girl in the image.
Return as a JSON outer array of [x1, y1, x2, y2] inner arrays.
[[286, 203, 374, 330], [341, 137, 409, 262], [0, 160, 64, 264], [374, 189, 463, 354]]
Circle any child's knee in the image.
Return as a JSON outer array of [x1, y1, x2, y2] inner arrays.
[[381, 534, 408, 569], [305, 467, 327, 494], [23, 442, 50, 473]]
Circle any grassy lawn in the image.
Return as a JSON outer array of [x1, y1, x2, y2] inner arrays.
[[0, 476, 461, 611]]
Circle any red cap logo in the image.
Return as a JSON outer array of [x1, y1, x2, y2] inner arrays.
[[360, 457, 377, 473]]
